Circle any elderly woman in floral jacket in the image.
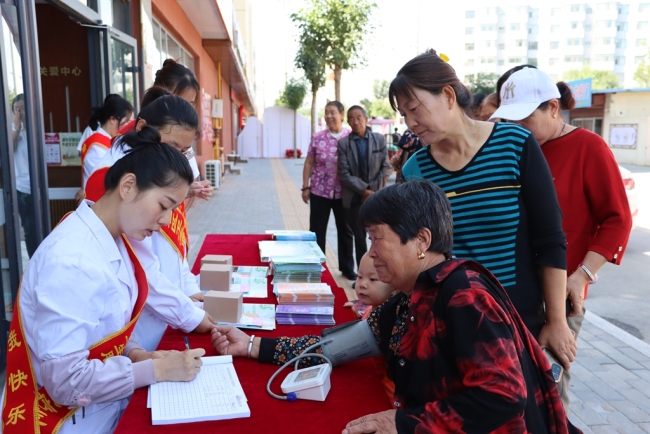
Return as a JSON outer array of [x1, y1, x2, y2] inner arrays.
[[212, 180, 580, 434]]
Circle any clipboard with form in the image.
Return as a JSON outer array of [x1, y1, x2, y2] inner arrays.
[[148, 355, 250, 425]]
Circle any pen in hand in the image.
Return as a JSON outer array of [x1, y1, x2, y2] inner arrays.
[[184, 336, 190, 350]]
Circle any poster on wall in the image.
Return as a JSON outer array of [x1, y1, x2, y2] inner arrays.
[[609, 124, 637, 148], [201, 89, 215, 146], [60, 132, 83, 165], [44, 133, 62, 164]]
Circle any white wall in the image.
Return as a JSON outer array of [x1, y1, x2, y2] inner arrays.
[[262, 106, 310, 158], [605, 92, 650, 166], [237, 116, 263, 158]]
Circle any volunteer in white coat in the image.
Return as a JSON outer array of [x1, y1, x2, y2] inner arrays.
[[86, 90, 208, 351], [2, 129, 207, 433], [80, 94, 133, 187]]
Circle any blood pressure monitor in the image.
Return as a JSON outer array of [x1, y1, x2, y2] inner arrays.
[[280, 363, 332, 401]]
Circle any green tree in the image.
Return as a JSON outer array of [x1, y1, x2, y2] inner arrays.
[[634, 49, 650, 88], [292, 7, 328, 135], [464, 73, 499, 95], [373, 79, 390, 100], [293, 0, 377, 102], [563, 67, 619, 89], [276, 79, 308, 158], [360, 79, 395, 119]]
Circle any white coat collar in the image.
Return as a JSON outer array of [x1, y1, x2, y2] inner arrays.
[[77, 200, 136, 290]]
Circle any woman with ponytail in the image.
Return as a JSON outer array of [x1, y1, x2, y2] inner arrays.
[[87, 91, 210, 351], [80, 94, 134, 186], [493, 66, 633, 408], [2, 130, 207, 433], [395, 50, 576, 372]]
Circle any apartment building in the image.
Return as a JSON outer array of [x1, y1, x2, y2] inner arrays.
[[463, 2, 650, 87]]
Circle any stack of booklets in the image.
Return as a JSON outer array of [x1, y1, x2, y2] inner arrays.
[[259, 240, 326, 283], [265, 230, 317, 242], [276, 305, 335, 325], [231, 266, 269, 298], [258, 240, 326, 263], [274, 282, 335, 325]]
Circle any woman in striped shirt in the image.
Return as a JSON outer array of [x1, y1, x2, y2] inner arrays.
[[394, 49, 576, 370]]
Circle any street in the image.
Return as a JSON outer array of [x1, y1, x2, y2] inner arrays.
[[586, 166, 650, 343]]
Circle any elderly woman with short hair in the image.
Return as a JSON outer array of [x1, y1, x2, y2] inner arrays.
[[211, 180, 579, 434]]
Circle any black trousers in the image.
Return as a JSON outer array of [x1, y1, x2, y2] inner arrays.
[[344, 202, 367, 269], [17, 191, 37, 258], [309, 193, 355, 274]]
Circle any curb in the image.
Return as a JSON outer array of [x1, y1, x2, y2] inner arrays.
[[585, 310, 650, 358]]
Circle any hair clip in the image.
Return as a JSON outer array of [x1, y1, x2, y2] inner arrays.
[[439, 53, 450, 63]]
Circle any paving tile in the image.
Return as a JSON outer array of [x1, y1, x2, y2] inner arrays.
[[570, 402, 608, 426], [609, 400, 650, 423], [584, 379, 626, 401]]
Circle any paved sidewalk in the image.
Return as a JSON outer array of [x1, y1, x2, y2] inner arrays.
[[188, 158, 650, 433]]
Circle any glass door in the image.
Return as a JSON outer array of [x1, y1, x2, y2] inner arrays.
[[103, 28, 139, 111]]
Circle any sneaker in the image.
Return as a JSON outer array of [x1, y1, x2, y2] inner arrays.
[[342, 271, 357, 280]]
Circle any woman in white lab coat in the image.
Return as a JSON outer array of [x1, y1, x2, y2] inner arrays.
[[2, 127, 206, 434], [86, 89, 207, 351], [80, 94, 134, 187]]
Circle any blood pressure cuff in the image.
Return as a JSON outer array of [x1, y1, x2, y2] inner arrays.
[[320, 320, 381, 366]]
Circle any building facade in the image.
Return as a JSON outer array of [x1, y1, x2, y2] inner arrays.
[[463, 2, 650, 87], [0, 0, 256, 370]]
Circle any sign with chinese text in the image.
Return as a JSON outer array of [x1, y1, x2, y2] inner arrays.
[[567, 78, 593, 109], [44, 133, 62, 164], [60, 132, 82, 166]]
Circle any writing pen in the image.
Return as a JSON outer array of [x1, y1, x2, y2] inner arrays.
[[184, 336, 190, 350]]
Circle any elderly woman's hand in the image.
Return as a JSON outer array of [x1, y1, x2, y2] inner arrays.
[[211, 326, 250, 357], [301, 188, 310, 204], [343, 410, 397, 434], [538, 321, 577, 371], [566, 270, 587, 317]]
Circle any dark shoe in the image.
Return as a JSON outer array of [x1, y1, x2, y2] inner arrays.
[[351, 282, 356, 289], [342, 271, 357, 280]]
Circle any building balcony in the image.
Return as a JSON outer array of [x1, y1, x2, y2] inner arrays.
[[177, 0, 256, 114]]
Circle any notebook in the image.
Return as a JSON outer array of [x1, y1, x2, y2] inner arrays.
[[149, 355, 250, 425]]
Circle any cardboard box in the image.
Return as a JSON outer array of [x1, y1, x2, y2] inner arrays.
[[200, 264, 232, 291], [201, 254, 233, 266], [203, 291, 243, 323]]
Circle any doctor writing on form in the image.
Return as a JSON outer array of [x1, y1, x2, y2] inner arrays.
[[1, 129, 205, 434]]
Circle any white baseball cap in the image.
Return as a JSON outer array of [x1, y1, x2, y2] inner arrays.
[[490, 67, 561, 121]]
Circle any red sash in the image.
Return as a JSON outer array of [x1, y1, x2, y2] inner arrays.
[[2, 235, 149, 433], [80, 132, 111, 167], [159, 202, 189, 260]]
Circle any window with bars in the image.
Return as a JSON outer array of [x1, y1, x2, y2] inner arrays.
[[571, 118, 602, 136]]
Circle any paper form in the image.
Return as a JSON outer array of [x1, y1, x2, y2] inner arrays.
[[149, 355, 250, 425]]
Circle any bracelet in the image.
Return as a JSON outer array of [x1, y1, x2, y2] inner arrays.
[[579, 264, 595, 282], [247, 335, 255, 359], [301, 186, 310, 191]]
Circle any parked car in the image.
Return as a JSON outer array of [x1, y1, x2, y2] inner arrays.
[[619, 165, 638, 218]]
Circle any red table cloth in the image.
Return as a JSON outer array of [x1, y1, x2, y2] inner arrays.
[[115, 234, 392, 434]]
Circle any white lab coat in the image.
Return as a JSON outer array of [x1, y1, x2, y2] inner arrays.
[[3, 201, 150, 433], [93, 144, 204, 352], [82, 127, 111, 188]]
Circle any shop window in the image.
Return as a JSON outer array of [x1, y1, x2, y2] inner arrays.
[[571, 118, 602, 136]]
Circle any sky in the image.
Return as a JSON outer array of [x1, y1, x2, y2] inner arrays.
[[250, 0, 615, 119]]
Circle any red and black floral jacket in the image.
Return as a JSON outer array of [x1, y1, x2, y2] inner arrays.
[[259, 259, 580, 433]]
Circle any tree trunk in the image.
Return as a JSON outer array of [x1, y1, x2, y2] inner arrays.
[[293, 109, 298, 158], [334, 65, 342, 102], [311, 88, 318, 136]]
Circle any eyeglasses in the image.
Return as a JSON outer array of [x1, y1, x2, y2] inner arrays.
[[182, 147, 196, 160]]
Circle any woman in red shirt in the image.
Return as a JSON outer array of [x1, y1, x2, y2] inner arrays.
[[491, 66, 633, 408]]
